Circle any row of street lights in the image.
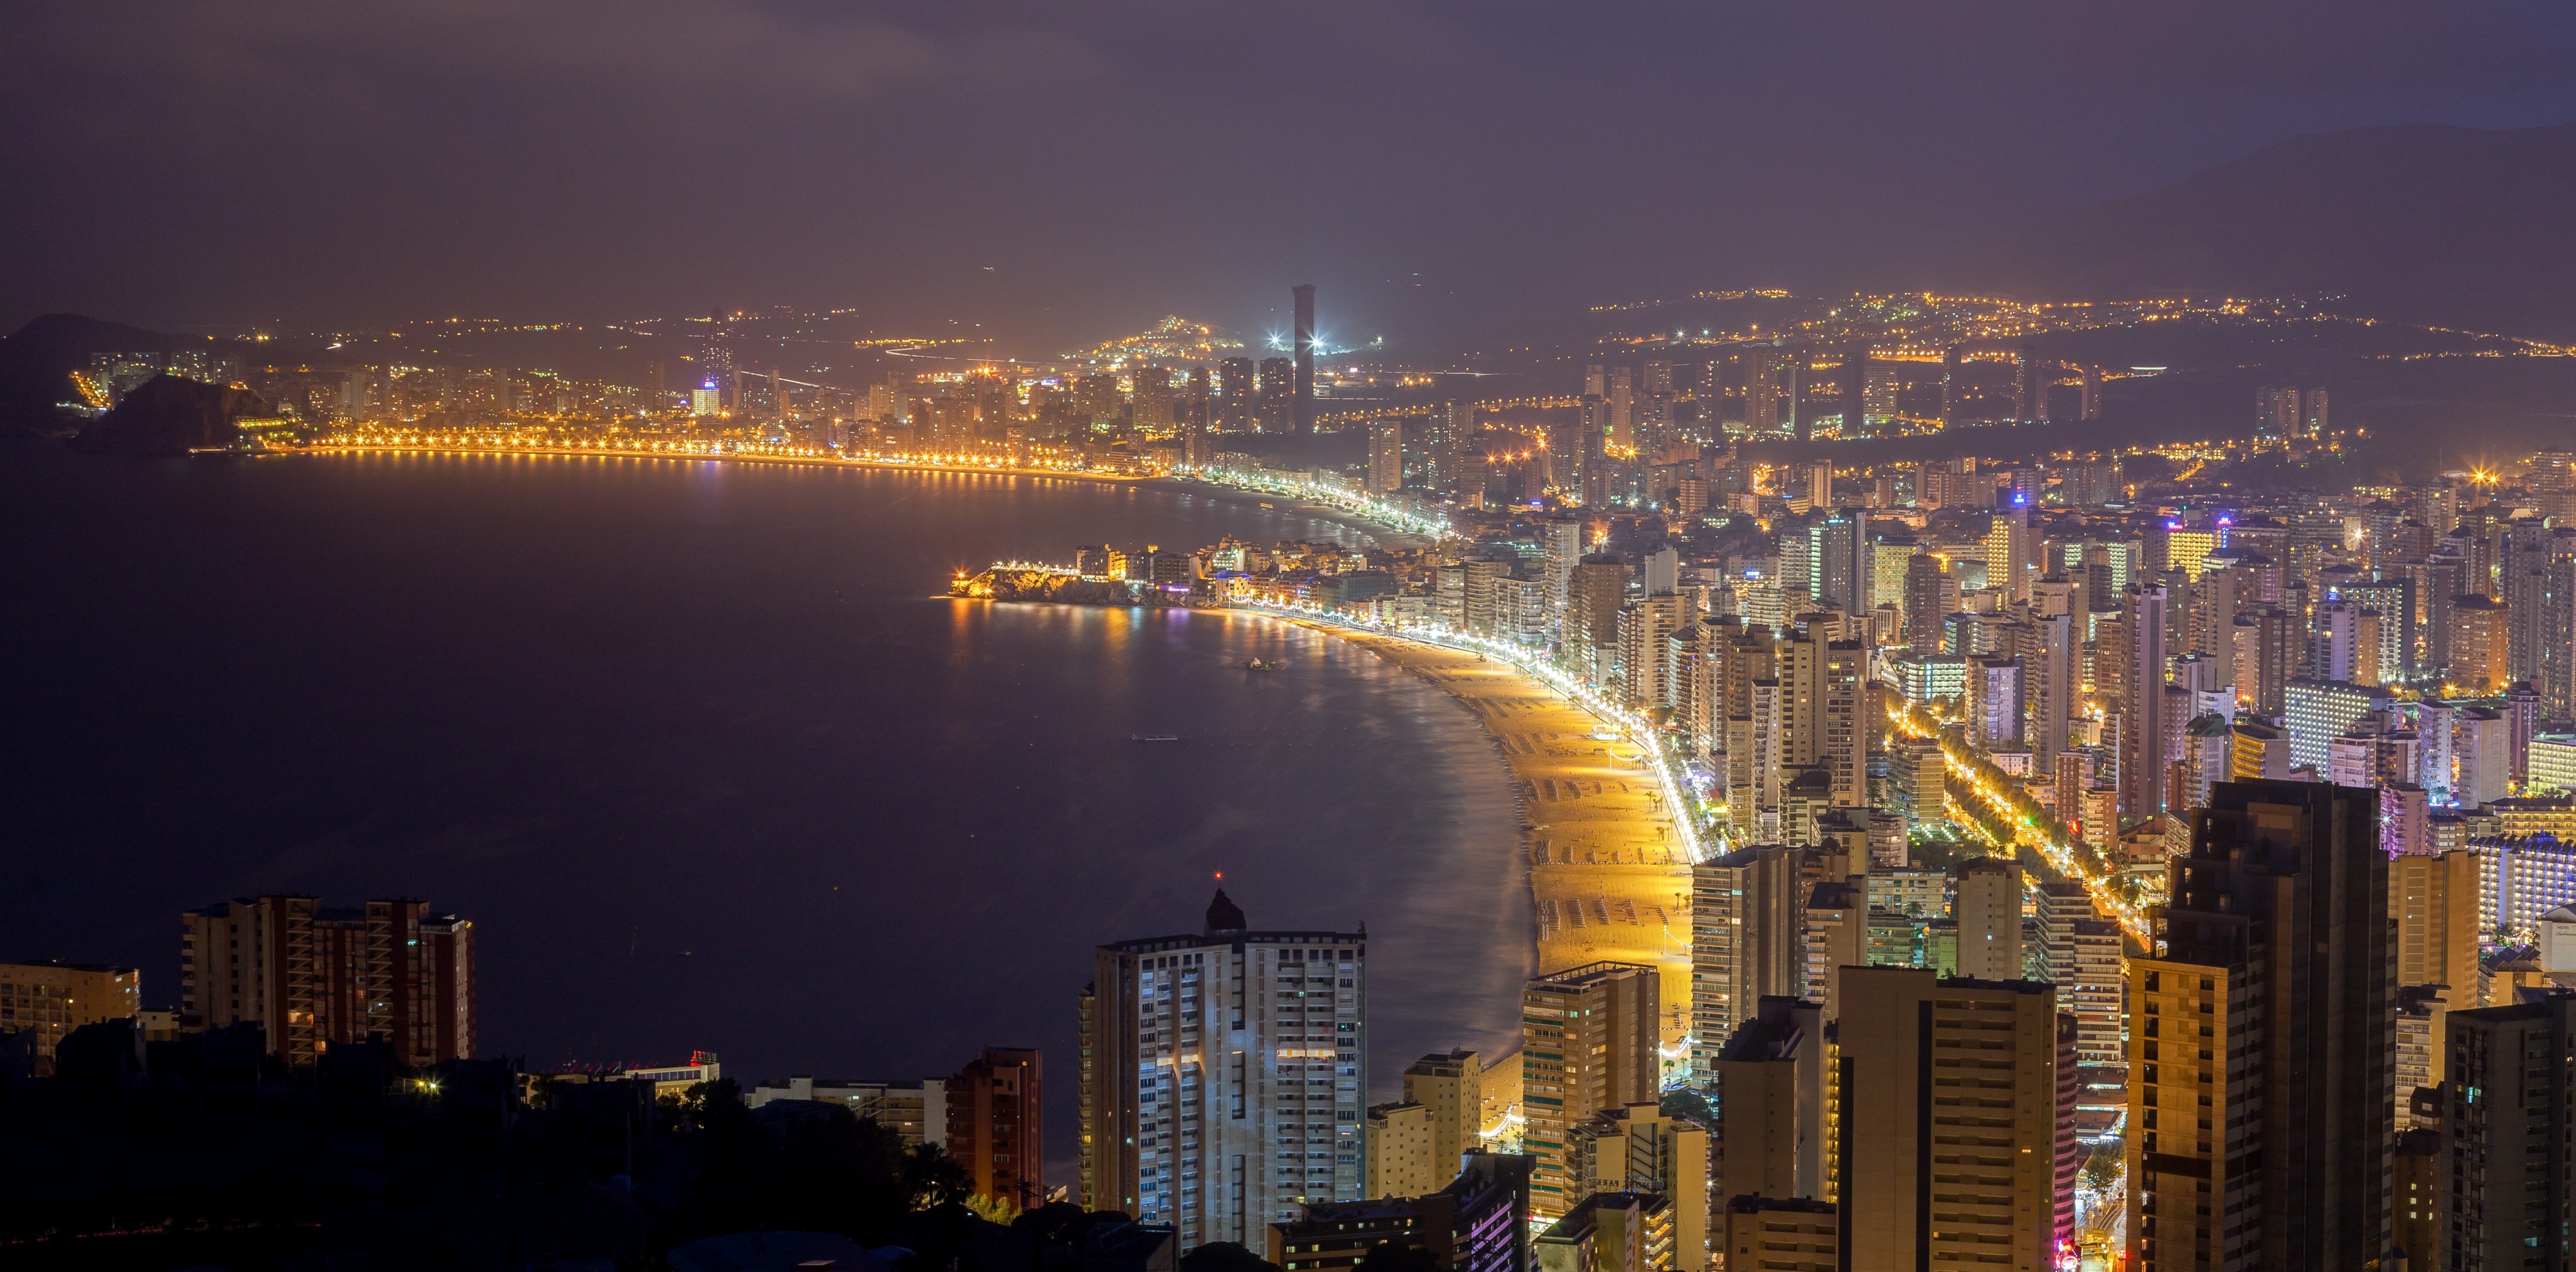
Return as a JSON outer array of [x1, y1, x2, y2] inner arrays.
[[1232, 596, 1711, 866]]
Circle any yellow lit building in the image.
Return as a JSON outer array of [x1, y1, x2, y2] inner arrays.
[[1719, 1196, 1835, 1272], [2164, 529, 2217, 581], [2389, 850, 2481, 1009], [2228, 719, 2291, 781], [0, 960, 139, 1068], [1571, 1102, 1709, 1271], [2447, 594, 2510, 692], [1537, 1191, 1676, 1272], [1402, 1049, 1482, 1179], [1365, 1101, 1436, 1201], [1835, 967, 2061, 1271], [2493, 793, 2576, 841], [1524, 962, 1662, 1218]]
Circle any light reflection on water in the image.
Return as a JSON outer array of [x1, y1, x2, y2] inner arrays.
[[0, 444, 1531, 1186]]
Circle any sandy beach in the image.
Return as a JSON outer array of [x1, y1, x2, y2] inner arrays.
[[1320, 628, 1696, 1052]]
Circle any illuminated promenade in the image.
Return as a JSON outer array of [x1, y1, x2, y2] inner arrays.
[[1248, 612, 1698, 1054], [295, 437, 1144, 483]]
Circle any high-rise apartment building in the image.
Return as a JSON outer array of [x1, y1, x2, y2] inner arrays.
[[1218, 356, 1255, 432], [1903, 552, 1955, 653], [1569, 1102, 1708, 1271], [1740, 680, 1786, 842], [2521, 526, 2576, 718], [1719, 1196, 1836, 1272], [1536, 1191, 1674, 1272], [1799, 881, 1863, 1020], [1781, 634, 1830, 770], [1837, 967, 2064, 1271], [1403, 1049, 1483, 1184], [1079, 891, 1366, 1243], [1618, 593, 1687, 710], [2123, 585, 2170, 819], [1523, 962, 1660, 1218], [2443, 996, 2576, 1272], [2015, 614, 2074, 766], [1820, 640, 1866, 808], [1690, 844, 1804, 1076], [1183, 365, 1213, 466], [1741, 346, 1780, 435], [2448, 591, 2512, 692], [1269, 1154, 1532, 1272], [1803, 461, 1833, 513], [2389, 848, 2479, 1108], [1815, 510, 1864, 616], [1369, 419, 1404, 495], [947, 1046, 1043, 1209], [1712, 995, 1827, 1217], [1540, 519, 1584, 640], [1258, 357, 1294, 433], [1606, 367, 1635, 453], [2126, 781, 2390, 1271], [2284, 677, 2394, 776], [2032, 883, 2122, 1064], [1441, 401, 1475, 490], [2425, 546, 2472, 676], [1967, 655, 2025, 750], [1292, 285, 1317, 437], [181, 895, 473, 1066], [1954, 855, 2023, 982], [1365, 1101, 1436, 1201], [1133, 364, 1175, 430], [1569, 555, 1628, 676], [2014, 345, 2040, 422]]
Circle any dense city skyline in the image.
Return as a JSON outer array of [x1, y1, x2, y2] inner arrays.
[[12, 6, 2576, 1271]]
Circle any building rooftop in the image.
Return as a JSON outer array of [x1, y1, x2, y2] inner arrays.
[[1528, 960, 1658, 990]]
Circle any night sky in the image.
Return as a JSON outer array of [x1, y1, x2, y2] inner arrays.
[[6, 2, 2575, 350]]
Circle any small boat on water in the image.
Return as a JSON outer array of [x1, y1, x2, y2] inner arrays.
[[1132, 734, 1181, 742], [1243, 658, 1282, 671]]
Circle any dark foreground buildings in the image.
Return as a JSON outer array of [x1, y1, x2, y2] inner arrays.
[[2126, 780, 2391, 1271], [182, 894, 474, 1067], [0, 1016, 1166, 1272]]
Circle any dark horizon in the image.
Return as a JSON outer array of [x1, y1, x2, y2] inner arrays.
[[6, 3, 2575, 350]]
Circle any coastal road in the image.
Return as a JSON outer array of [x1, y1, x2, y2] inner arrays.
[[1325, 631, 1696, 1056]]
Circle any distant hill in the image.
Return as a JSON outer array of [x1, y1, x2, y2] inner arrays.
[[1925, 122, 2576, 341], [0, 314, 224, 435], [69, 374, 272, 457]]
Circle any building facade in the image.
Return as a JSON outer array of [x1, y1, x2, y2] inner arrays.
[[947, 1046, 1043, 1209], [1523, 962, 1660, 1219], [2125, 781, 2391, 1271], [180, 895, 473, 1066], [1080, 890, 1366, 1245], [1835, 967, 2063, 1271], [0, 960, 138, 1068]]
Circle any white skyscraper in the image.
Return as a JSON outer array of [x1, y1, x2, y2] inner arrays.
[[1954, 856, 2023, 982], [1542, 518, 1585, 638], [1368, 419, 1403, 495], [1080, 891, 1367, 1247], [1643, 546, 1680, 598]]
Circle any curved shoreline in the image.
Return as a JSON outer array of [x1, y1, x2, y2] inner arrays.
[[275, 446, 1436, 546], [284, 441, 1689, 1044], [276, 441, 1151, 486], [1256, 614, 1696, 1056]]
